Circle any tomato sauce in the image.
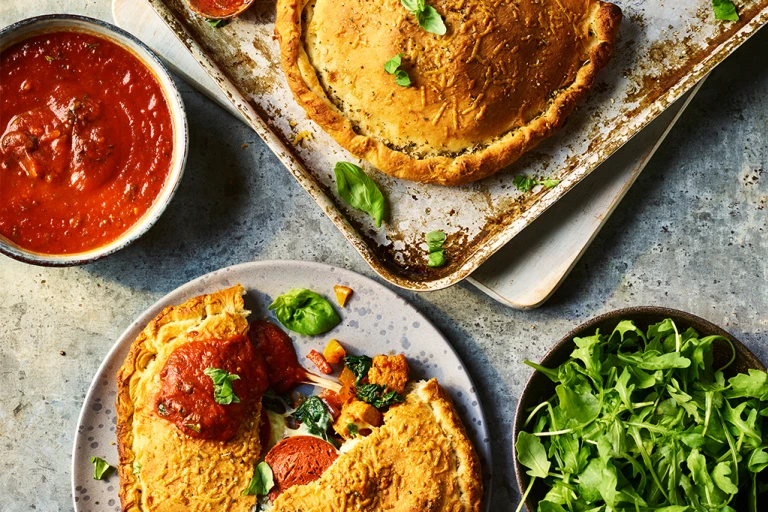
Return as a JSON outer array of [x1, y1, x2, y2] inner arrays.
[[0, 31, 174, 255], [187, 0, 252, 19], [155, 336, 268, 441], [248, 320, 309, 393]]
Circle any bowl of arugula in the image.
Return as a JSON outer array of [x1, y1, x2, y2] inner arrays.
[[513, 307, 767, 512]]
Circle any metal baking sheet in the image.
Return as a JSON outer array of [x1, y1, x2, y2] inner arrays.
[[146, 0, 768, 291]]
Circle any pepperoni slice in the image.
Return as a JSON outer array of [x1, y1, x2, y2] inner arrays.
[[265, 436, 338, 500]]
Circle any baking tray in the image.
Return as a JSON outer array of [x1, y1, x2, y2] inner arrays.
[[146, 0, 768, 291]]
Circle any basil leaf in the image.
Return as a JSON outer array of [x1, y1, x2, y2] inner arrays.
[[394, 69, 411, 87], [90, 457, 112, 480], [425, 230, 446, 268], [347, 423, 359, 438], [384, 53, 403, 75], [540, 178, 560, 189], [712, 0, 739, 21], [514, 175, 560, 192], [203, 367, 241, 405], [293, 396, 337, 446], [515, 431, 550, 479], [401, 0, 421, 12], [205, 18, 228, 28], [416, 6, 447, 35], [334, 162, 386, 228], [268, 288, 341, 336], [242, 461, 274, 496], [344, 355, 373, 384], [356, 383, 404, 409]]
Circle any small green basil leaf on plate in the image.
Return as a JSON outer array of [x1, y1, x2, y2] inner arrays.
[[712, 0, 739, 21], [384, 53, 403, 74], [334, 162, 386, 228], [394, 69, 411, 87], [242, 461, 274, 496], [416, 5, 446, 35], [427, 251, 445, 268], [269, 288, 341, 336], [91, 456, 112, 480]]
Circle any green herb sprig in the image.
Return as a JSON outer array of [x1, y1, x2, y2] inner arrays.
[[203, 367, 241, 405], [515, 318, 768, 512], [90, 457, 113, 480], [293, 396, 338, 447], [401, 0, 446, 35], [334, 162, 386, 228], [513, 175, 560, 193], [357, 383, 405, 409], [242, 461, 274, 496], [384, 54, 411, 87], [425, 230, 446, 268], [269, 288, 341, 336], [712, 0, 739, 21]]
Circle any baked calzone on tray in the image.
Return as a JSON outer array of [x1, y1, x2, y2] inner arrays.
[[276, 0, 622, 185], [116, 285, 483, 511]]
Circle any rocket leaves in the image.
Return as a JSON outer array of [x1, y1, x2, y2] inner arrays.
[[515, 318, 768, 512]]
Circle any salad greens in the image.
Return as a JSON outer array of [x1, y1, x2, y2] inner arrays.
[[242, 461, 274, 496], [203, 367, 240, 405], [384, 54, 411, 87], [515, 318, 768, 512], [293, 396, 338, 447], [269, 288, 341, 336], [344, 355, 373, 385], [712, 0, 739, 21], [334, 162, 386, 228]]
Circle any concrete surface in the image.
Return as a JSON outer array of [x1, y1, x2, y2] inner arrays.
[[1, 1, 766, 510]]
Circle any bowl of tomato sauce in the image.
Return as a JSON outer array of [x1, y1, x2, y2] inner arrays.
[[0, 15, 188, 266]]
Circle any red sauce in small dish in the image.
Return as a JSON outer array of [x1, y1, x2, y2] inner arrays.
[[155, 336, 269, 441], [0, 30, 174, 255]]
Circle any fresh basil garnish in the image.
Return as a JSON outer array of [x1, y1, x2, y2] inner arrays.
[[205, 18, 228, 28], [203, 367, 241, 405], [425, 230, 446, 268], [242, 461, 275, 496], [712, 0, 739, 21], [384, 54, 411, 87], [334, 162, 386, 228], [356, 383, 405, 409], [347, 423, 359, 438], [268, 288, 341, 336], [513, 175, 560, 193], [401, 0, 446, 35], [90, 456, 113, 480], [344, 355, 373, 385], [293, 396, 338, 447]]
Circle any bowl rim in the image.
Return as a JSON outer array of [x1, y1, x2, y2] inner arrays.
[[511, 306, 766, 512], [0, 13, 188, 267]]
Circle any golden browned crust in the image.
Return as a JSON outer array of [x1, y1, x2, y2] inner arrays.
[[276, 0, 621, 186], [272, 378, 483, 511], [115, 285, 259, 512]]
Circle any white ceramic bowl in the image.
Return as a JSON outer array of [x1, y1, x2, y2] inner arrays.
[[0, 14, 188, 266]]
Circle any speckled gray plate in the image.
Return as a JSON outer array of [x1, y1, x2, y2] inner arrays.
[[72, 260, 492, 511]]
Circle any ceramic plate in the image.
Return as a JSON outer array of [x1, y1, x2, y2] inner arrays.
[[72, 260, 492, 510]]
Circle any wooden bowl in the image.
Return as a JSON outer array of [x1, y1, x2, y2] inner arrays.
[[512, 306, 765, 511]]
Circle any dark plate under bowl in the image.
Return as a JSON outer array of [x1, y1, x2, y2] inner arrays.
[[512, 306, 766, 511]]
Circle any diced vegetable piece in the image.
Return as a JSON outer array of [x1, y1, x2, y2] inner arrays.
[[323, 339, 347, 364], [307, 349, 332, 375], [333, 285, 353, 307], [339, 367, 357, 387], [368, 354, 410, 394], [333, 400, 382, 440]]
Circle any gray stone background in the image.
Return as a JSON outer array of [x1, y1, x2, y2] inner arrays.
[[0, 1, 766, 511]]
